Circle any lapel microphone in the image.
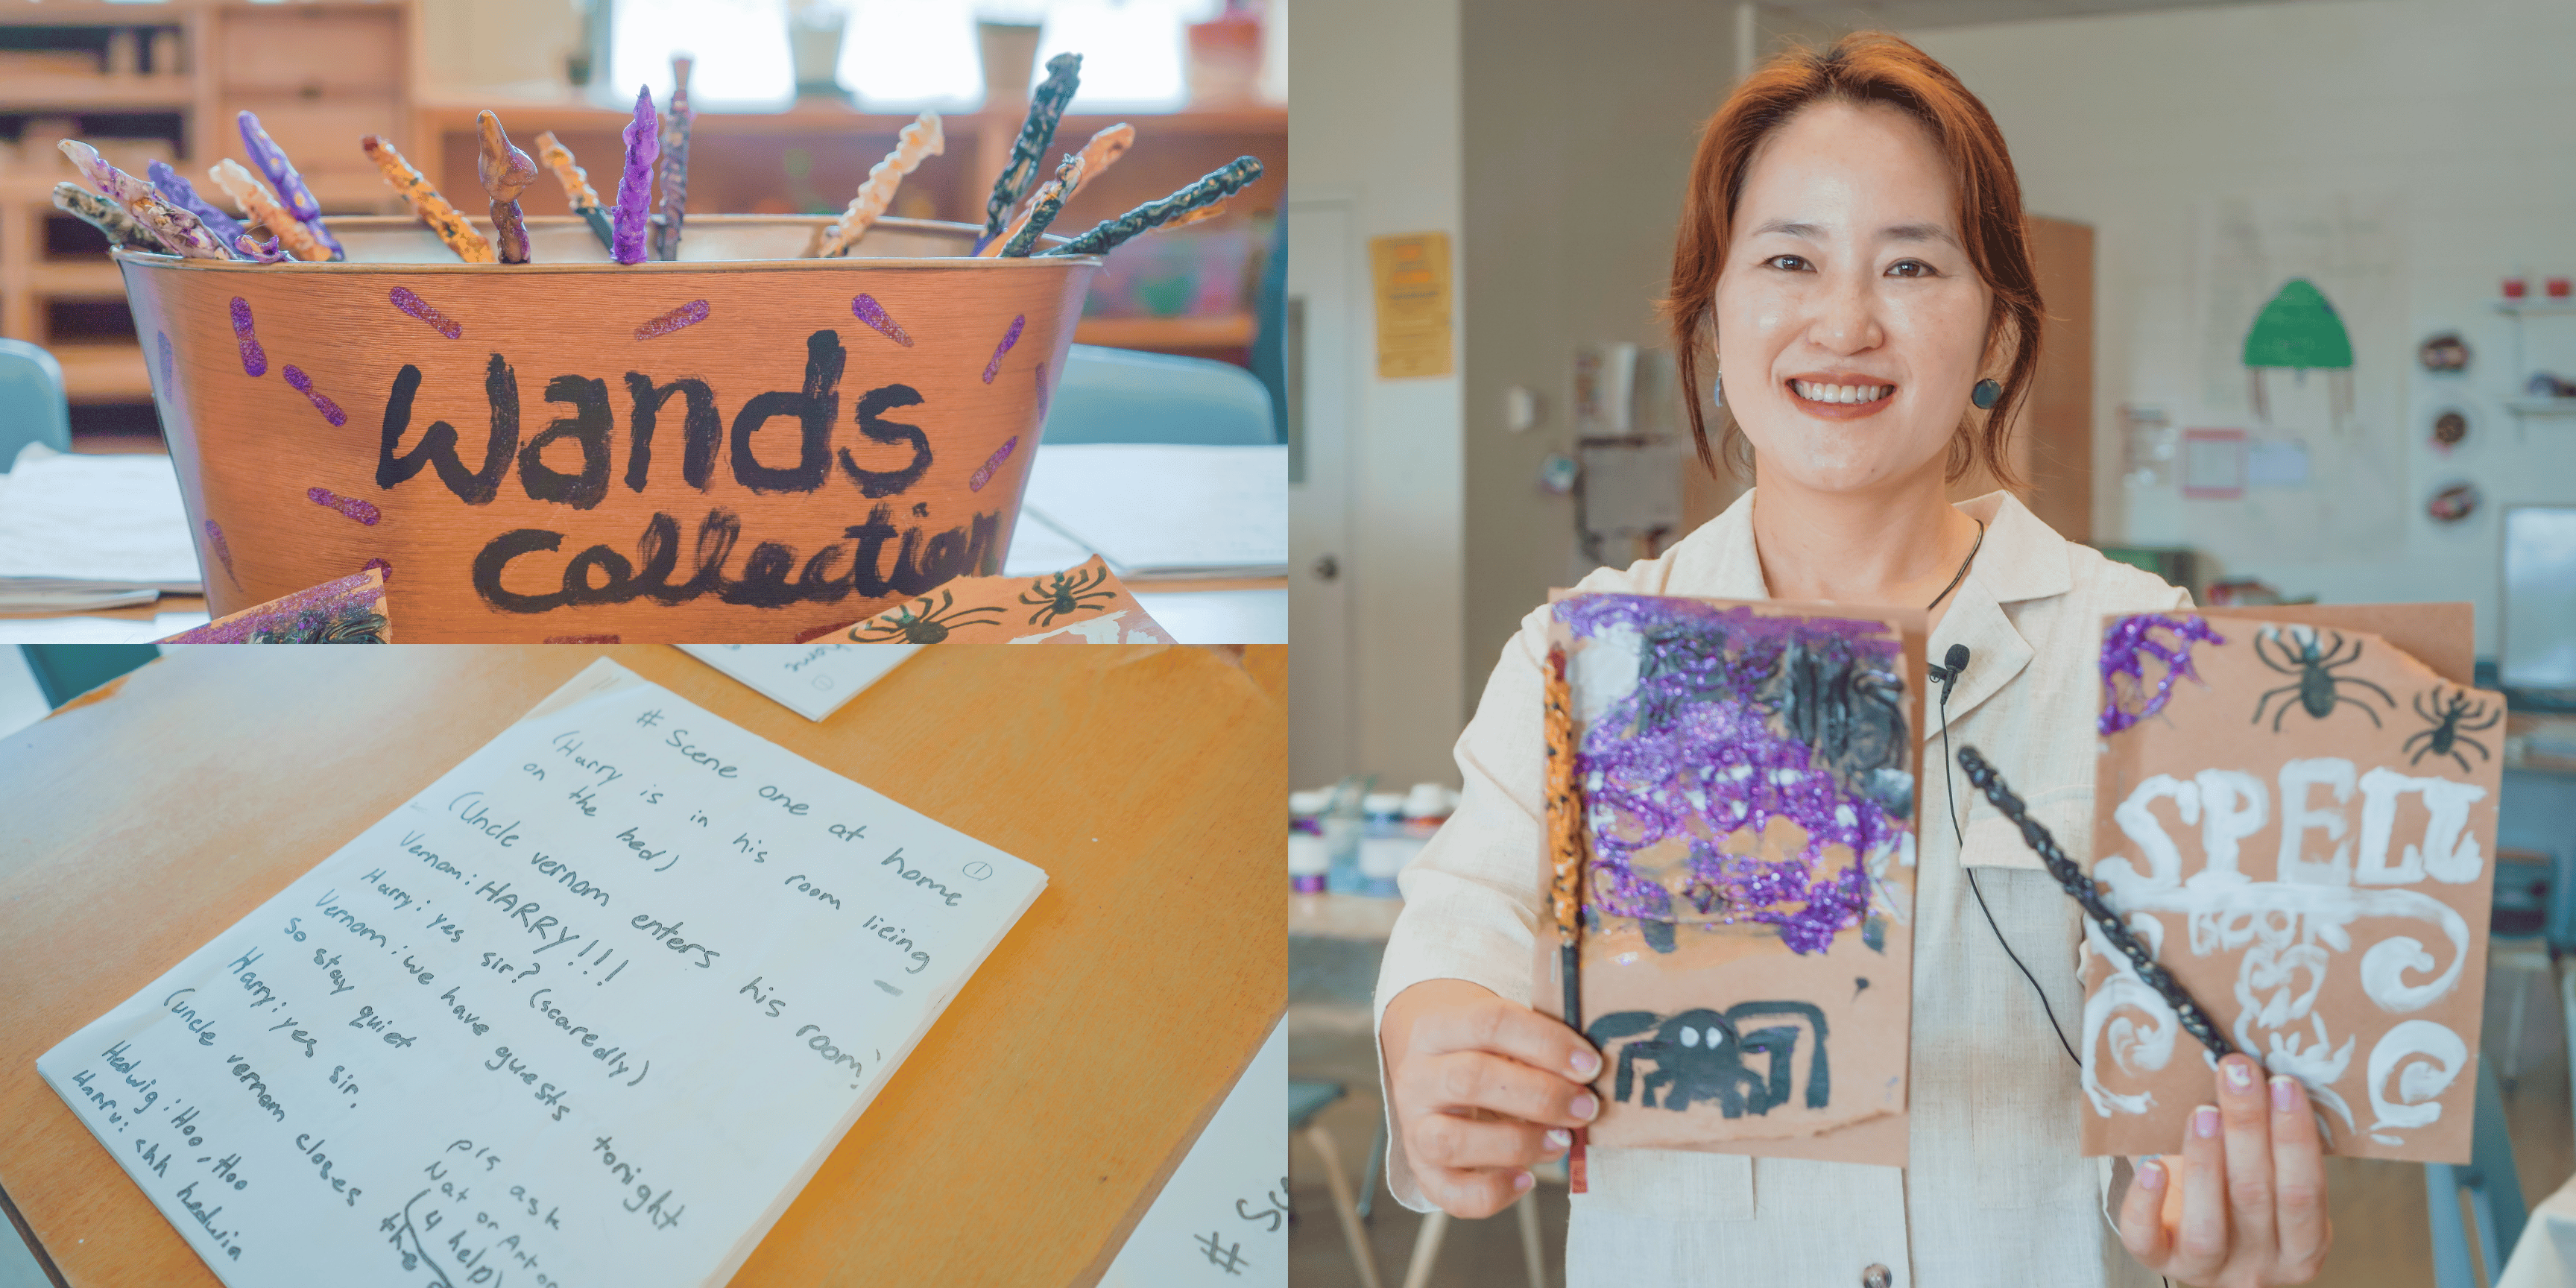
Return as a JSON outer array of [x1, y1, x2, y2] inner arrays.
[[1930, 643, 1971, 702]]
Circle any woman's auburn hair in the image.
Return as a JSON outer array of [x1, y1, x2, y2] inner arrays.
[[1664, 31, 2040, 490]]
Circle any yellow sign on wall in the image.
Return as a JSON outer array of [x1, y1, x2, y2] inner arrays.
[[1368, 232, 1453, 379]]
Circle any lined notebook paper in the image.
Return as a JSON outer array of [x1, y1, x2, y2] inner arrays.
[[1018, 444, 1287, 580], [0, 446, 201, 610], [37, 658, 1046, 1287]]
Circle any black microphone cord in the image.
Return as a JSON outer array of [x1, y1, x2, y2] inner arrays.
[[1936, 645, 2080, 1068]]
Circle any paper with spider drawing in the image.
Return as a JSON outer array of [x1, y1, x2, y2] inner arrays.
[[675, 644, 921, 721], [1535, 593, 1925, 1164], [832, 555, 1176, 645], [2086, 605, 2498, 1162]]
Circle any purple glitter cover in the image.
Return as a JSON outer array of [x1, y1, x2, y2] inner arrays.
[[390, 287, 464, 339], [147, 160, 247, 249], [968, 436, 1018, 492], [202, 520, 239, 586], [1556, 595, 1910, 956], [982, 314, 1025, 383], [306, 487, 380, 525], [161, 569, 383, 644], [282, 365, 347, 427], [634, 299, 710, 341], [157, 332, 174, 392], [1035, 360, 1052, 420], [230, 297, 265, 376], [2098, 613, 2226, 735], [851, 294, 914, 347], [238, 110, 341, 258]]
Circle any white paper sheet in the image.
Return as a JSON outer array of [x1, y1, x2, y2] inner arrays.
[[0, 446, 202, 596], [1098, 1017, 1289, 1288], [38, 658, 1046, 1288], [675, 643, 921, 721], [1019, 444, 1287, 580]]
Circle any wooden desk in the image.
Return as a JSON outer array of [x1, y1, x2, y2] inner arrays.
[[0, 643, 1285, 1287]]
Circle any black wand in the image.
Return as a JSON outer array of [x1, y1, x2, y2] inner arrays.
[[1953, 745, 2237, 1061]]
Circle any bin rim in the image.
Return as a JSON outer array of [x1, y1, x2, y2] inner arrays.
[[108, 213, 1099, 274]]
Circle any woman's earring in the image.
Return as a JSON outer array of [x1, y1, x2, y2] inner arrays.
[[1711, 371, 1725, 407], [1972, 378, 2003, 410]]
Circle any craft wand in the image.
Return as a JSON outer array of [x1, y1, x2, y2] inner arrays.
[[1543, 645, 1591, 1190], [1952, 745, 2237, 1060]]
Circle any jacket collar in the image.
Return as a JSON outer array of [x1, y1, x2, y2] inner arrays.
[[1666, 487, 2068, 737]]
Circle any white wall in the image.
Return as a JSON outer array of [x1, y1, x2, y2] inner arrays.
[[1287, 0, 1466, 787], [1912, 0, 2576, 651]]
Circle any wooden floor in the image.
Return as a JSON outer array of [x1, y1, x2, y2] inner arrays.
[[1289, 962, 2575, 1287]]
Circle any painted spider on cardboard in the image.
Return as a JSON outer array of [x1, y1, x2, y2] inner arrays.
[[853, 589, 1005, 643], [1585, 1002, 1831, 1117], [1019, 566, 1117, 625], [2250, 627, 2396, 730], [2406, 686, 2500, 772]]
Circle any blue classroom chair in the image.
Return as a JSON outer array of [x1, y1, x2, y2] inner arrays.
[[0, 339, 73, 467], [1040, 344, 1277, 447]]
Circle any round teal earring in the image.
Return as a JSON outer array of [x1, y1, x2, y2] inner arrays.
[[1972, 379, 2003, 409]]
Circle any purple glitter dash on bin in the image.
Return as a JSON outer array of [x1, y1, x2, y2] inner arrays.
[[281, 365, 347, 427], [982, 314, 1025, 383], [202, 520, 239, 586], [634, 299, 710, 341], [230, 297, 266, 376], [306, 487, 380, 525], [363, 557, 394, 584], [969, 436, 1019, 492], [1035, 360, 1051, 420], [389, 287, 463, 339], [851, 294, 914, 347], [1554, 595, 1912, 956], [2099, 613, 2226, 735], [157, 332, 174, 391]]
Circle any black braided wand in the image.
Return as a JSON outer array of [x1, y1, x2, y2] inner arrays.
[[1038, 157, 1264, 259], [1954, 745, 2237, 1060]]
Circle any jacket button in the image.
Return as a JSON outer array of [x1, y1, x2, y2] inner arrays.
[[1863, 1266, 1892, 1288]]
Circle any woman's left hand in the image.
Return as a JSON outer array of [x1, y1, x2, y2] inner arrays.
[[2116, 1052, 2332, 1287]]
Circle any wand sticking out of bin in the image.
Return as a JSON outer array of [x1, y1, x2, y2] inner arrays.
[[1038, 156, 1263, 259], [59, 141, 232, 259], [652, 56, 694, 262], [51, 183, 157, 253], [977, 52, 1082, 252], [611, 85, 661, 266], [359, 137, 492, 263], [809, 112, 943, 259], [537, 131, 616, 251], [1544, 645, 1590, 1192], [477, 111, 539, 265], [239, 110, 342, 260], [1954, 745, 2237, 1061], [988, 154, 1082, 259]]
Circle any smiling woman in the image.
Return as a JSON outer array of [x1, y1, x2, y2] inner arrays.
[[1373, 31, 2334, 1288]]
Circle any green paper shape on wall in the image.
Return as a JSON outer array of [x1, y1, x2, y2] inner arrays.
[[2243, 278, 2353, 370]]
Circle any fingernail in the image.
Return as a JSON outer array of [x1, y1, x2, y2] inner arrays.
[[2138, 1158, 2165, 1191], [2194, 1106, 2220, 1139], [1545, 1128, 1572, 1149], [2224, 1060, 2253, 1091], [1571, 1050, 1602, 1079], [1513, 1170, 1535, 1192], [2271, 1075, 2298, 1112], [1572, 1093, 1599, 1121]]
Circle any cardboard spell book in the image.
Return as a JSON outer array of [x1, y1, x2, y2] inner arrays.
[[1538, 593, 1925, 1164], [2085, 607, 2501, 1162]]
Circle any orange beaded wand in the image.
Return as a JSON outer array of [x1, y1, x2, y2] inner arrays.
[[1544, 644, 1589, 1192]]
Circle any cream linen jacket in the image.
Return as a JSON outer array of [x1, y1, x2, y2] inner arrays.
[[1376, 489, 2191, 1288]]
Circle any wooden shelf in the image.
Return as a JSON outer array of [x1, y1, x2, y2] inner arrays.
[[52, 344, 151, 403], [1076, 314, 1257, 349], [415, 101, 1285, 139], [28, 262, 123, 297], [0, 74, 195, 110]]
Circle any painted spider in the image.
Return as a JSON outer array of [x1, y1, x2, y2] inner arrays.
[[1585, 1003, 1831, 1117], [2405, 686, 2500, 772], [1018, 565, 1118, 626], [853, 589, 1005, 643], [2250, 627, 2396, 730]]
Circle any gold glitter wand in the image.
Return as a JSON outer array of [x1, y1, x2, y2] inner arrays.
[[1544, 644, 1591, 1192]]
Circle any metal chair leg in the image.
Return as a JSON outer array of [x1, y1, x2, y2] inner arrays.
[[1303, 1123, 1385, 1288], [1400, 1208, 1449, 1288], [1515, 1187, 1548, 1288]]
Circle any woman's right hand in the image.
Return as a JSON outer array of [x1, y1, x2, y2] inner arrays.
[[1380, 978, 1606, 1218]]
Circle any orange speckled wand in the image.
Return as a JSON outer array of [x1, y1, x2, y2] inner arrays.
[[1544, 644, 1589, 1192]]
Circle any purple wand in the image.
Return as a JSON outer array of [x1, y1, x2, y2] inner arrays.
[[611, 85, 661, 266]]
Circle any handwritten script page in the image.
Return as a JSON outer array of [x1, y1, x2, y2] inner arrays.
[[36, 657, 1046, 1287]]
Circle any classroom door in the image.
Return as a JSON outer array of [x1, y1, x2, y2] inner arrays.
[[1949, 215, 2094, 542], [1289, 198, 1358, 789]]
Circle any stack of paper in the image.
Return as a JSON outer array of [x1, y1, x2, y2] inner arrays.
[[1017, 443, 1287, 581], [0, 446, 201, 614], [38, 659, 1048, 1288]]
